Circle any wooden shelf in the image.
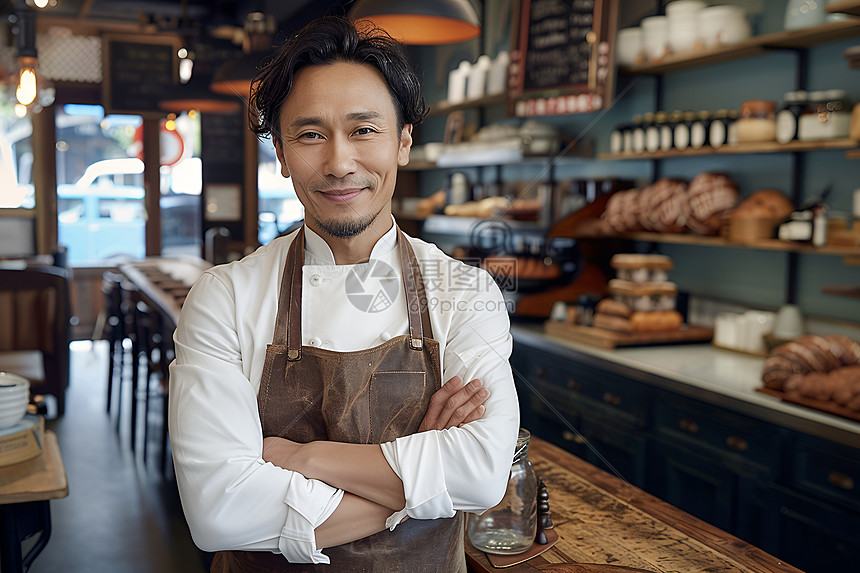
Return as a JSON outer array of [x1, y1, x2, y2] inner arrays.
[[826, 0, 860, 17], [621, 20, 860, 75], [598, 138, 859, 161], [822, 285, 860, 299], [576, 231, 860, 259], [426, 94, 508, 117]]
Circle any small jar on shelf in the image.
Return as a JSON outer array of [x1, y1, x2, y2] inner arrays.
[[798, 89, 853, 141], [708, 109, 731, 148], [690, 110, 711, 149], [673, 111, 696, 151], [775, 90, 808, 144], [631, 114, 647, 153], [644, 112, 660, 153], [737, 100, 776, 143], [656, 111, 673, 152]]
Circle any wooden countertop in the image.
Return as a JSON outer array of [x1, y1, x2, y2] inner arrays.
[[465, 437, 800, 573], [0, 431, 67, 505]]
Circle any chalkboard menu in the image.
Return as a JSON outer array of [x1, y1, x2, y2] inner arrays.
[[509, 0, 616, 116], [103, 36, 179, 115]]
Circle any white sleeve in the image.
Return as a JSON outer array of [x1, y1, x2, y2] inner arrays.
[[380, 281, 520, 526], [168, 272, 343, 564]]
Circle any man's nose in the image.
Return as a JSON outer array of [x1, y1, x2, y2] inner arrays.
[[322, 135, 357, 178]]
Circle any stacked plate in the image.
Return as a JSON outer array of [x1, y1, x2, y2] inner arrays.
[[0, 372, 30, 429]]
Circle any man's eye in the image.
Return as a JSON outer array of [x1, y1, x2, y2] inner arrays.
[[354, 127, 376, 136], [300, 132, 322, 140]]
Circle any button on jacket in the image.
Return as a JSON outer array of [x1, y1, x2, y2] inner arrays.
[[168, 221, 520, 563]]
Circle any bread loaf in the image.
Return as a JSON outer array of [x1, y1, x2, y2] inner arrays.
[[636, 179, 690, 233], [630, 310, 682, 332], [731, 189, 794, 220], [595, 298, 632, 318], [594, 312, 634, 333], [761, 334, 860, 411], [686, 172, 739, 235]]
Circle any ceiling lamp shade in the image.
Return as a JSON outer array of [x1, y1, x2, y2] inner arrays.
[[160, 76, 241, 114], [210, 52, 269, 98], [348, 0, 481, 45]]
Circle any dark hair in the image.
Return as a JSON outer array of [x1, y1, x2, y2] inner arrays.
[[249, 16, 428, 142]]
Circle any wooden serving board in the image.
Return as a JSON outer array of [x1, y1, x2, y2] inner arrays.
[[544, 321, 713, 349], [755, 387, 860, 423]]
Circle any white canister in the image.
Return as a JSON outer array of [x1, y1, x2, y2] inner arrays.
[[666, 0, 705, 54], [615, 27, 643, 67], [447, 60, 471, 104], [698, 5, 750, 49], [485, 51, 509, 96], [467, 55, 491, 100], [784, 0, 826, 30], [641, 16, 669, 62]]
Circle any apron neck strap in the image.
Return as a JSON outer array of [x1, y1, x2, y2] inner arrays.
[[273, 225, 434, 360]]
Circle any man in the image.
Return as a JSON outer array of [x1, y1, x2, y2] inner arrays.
[[168, 15, 519, 572]]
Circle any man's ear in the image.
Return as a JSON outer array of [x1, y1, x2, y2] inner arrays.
[[274, 138, 291, 178], [397, 124, 413, 167]]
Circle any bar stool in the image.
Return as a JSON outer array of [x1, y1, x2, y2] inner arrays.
[[100, 271, 125, 415]]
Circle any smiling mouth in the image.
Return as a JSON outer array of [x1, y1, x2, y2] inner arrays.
[[319, 188, 364, 202]]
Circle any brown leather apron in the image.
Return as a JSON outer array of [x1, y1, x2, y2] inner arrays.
[[211, 227, 465, 572]]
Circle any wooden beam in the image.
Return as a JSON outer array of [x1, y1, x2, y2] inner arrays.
[[31, 105, 58, 255], [36, 15, 167, 37], [142, 117, 162, 256]]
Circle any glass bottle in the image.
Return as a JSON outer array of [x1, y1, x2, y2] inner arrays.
[[468, 428, 538, 555]]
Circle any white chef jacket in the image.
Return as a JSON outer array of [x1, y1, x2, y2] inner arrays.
[[168, 220, 520, 564]]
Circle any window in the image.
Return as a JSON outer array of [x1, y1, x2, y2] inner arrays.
[[258, 138, 303, 245]]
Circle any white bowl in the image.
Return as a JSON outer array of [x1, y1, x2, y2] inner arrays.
[[641, 16, 669, 62], [0, 372, 29, 395], [698, 5, 750, 48]]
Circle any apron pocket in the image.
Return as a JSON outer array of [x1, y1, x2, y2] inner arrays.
[[369, 371, 427, 443]]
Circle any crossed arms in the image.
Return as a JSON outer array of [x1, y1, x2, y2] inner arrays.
[[261, 375, 490, 548]]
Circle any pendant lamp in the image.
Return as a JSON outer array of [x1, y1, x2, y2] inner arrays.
[[348, 0, 481, 45], [160, 75, 242, 114]]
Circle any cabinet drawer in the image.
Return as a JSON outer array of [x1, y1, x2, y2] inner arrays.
[[529, 395, 586, 458], [522, 348, 647, 426], [789, 436, 860, 513], [654, 394, 780, 474]]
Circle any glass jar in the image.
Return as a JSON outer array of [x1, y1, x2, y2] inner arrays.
[[674, 111, 695, 151], [708, 109, 730, 148], [775, 90, 808, 144], [737, 99, 776, 142], [631, 114, 646, 153], [468, 428, 538, 555], [690, 110, 711, 149], [657, 111, 673, 152], [644, 112, 660, 153]]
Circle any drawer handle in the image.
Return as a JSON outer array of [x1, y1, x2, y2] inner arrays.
[[828, 471, 855, 491], [562, 430, 587, 445], [726, 436, 748, 452], [679, 418, 699, 434], [603, 392, 621, 406], [535, 367, 548, 378], [567, 378, 582, 392]]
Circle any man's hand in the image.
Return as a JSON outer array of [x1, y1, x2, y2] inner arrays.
[[418, 375, 489, 432]]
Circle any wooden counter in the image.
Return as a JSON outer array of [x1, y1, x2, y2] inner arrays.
[[466, 437, 801, 573]]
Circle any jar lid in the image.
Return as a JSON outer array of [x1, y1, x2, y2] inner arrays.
[[682, 111, 696, 120], [696, 110, 710, 119], [712, 109, 729, 118], [633, 114, 644, 122], [823, 89, 848, 101], [643, 112, 656, 121], [655, 111, 668, 122], [740, 99, 776, 117]]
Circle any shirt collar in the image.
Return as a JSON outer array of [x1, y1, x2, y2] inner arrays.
[[303, 215, 398, 265]]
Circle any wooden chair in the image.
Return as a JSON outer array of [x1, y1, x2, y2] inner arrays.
[[0, 265, 72, 416]]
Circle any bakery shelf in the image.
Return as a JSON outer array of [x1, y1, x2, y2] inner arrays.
[[620, 20, 860, 75], [576, 231, 860, 258], [826, 0, 860, 17], [822, 285, 860, 299], [598, 138, 859, 161], [426, 94, 508, 118]]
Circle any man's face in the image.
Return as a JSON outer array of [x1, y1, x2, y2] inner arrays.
[[274, 61, 412, 240]]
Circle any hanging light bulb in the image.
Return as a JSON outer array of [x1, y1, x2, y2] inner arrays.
[[16, 63, 37, 106]]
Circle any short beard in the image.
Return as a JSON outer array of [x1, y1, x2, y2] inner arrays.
[[312, 207, 383, 238]]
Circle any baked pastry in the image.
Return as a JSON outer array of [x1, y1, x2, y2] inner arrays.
[[610, 253, 673, 283], [630, 310, 682, 332], [594, 312, 634, 333], [608, 279, 677, 312], [826, 334, 860, 366], [595, 298, 632, 318], [761, 335, 860, 401], [686, 172, 739, 235], [636, 179, 690, 233], [602, 189, 642, 233], [731, 189, 794, 220]]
